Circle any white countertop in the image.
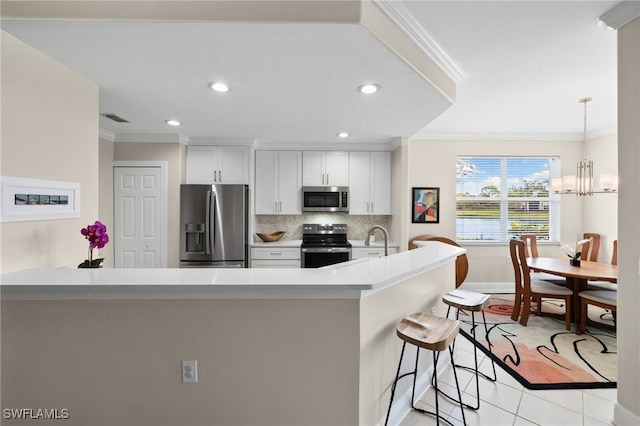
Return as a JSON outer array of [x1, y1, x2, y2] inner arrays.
[[1, 241, 464, 300], [349, 240, 399, 248], [250, 239, 302, 248], [250, 239, 398, 248]]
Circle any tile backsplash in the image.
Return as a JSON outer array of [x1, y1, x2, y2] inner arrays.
[[255, 214, 393, 241]]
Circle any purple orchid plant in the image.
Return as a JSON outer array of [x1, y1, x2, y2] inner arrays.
[[78, 220, 109, 268]]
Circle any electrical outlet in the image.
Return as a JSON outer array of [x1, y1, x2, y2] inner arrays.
[[430, 306, 437, 315], [506, 255, 511, 264], [182, 360, 197, 383]]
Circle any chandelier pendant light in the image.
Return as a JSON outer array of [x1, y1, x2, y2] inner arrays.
[[552, 97, 617, 196]]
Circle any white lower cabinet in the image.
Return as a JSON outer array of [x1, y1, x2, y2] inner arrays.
[[250, 247, 301, 268], [351, 247, 398, 259]]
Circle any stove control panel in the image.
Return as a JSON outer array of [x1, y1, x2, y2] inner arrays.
[[302, 223, 347, 235]]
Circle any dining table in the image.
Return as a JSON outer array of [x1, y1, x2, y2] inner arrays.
[[526, 257, 617, 330]]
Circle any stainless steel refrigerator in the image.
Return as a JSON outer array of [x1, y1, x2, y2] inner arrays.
[[180, 184, 249, 268]]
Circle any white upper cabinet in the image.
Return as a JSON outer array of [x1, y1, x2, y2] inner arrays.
[[302, 151, 349, 186], [186, 145, 249, 184], [348, 151, 392, 215], [255, 151, 302, 214]]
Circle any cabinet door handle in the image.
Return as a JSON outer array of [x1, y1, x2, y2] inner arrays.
[[214, 170, 217, 182], [279, 201, 282, 212], [270, 252, 283, 256], [219, 170, 222, 182], [371, 201, 374, 213], [274, 202, 277, 213], [326, 174, 329, 185], [366, 202, 369, 213], [322, 173, 325, 185]]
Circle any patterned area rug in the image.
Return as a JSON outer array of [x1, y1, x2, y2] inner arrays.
[[456, 294, 617, 390]]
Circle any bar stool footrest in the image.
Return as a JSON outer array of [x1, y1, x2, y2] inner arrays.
[[453, 363, 497, 382]]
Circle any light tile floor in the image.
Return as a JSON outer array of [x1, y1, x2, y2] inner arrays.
[[400, 336, 616, 426]]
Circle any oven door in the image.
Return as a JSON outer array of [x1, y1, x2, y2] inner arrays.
[[301, 247, 351, 268]]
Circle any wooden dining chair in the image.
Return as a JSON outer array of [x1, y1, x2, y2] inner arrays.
[[520, 234, 539, 258], [611, 239, 617, 265], [580, 233, 601, 262], [577, 290, 617, 334], [588, 240, 618, 291], [509, 239, 573, 330], [520, 234, 565, 285]]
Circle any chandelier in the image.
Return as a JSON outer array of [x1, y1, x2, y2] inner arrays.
[[552, 97, 618, 196]]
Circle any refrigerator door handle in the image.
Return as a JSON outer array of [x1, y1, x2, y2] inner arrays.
[[210, 190, 217, 254], [205, 190, 212, 254]]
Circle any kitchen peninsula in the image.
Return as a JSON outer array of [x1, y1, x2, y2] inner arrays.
[[1, 242, 464, 426]]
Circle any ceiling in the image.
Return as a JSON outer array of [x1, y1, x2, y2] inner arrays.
[[0, 1, 620, 146]]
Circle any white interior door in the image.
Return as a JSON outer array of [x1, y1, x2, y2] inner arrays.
[[114, 164, 167, 268]]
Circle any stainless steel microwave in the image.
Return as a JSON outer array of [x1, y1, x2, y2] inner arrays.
[[301, 186, 349, 212]]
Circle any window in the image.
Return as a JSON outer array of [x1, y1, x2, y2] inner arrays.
[[456, 156, 560, 243]]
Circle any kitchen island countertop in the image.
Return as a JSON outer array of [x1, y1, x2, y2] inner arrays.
[[1, 241, 462, 300]]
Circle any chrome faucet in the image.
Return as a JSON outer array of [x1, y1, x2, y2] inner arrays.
[[365, 225, 389, 256]]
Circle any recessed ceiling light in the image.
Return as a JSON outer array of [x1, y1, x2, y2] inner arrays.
[[209, 82, 230, 93], [165, 119, 181, 126], [337, 132, 349, 138], [358, 84, 380, 94]]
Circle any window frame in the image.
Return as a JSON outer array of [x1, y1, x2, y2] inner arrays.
[[455, 156, 561, 244]]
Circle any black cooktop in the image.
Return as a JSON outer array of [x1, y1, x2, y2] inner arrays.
[[301, 223, 350, 248]]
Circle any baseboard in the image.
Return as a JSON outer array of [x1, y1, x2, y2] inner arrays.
[[385, 350, 452, 426], [458, 282, 514, 293], [614, 403, 640, 425]]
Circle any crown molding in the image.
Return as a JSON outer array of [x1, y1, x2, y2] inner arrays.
[[412, 128, 618, 142], [252, 140, 397, 151], [98, 128, 116, 142], [389, 137, 409, 150], [599, 1, 640, 30], [413, 133, 584, 142], [372, 0, 466, 83], [187, 137, 256, 146], [113, 133, 189, 144]]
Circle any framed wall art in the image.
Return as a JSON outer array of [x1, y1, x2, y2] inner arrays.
[[412, 187, 439, 223], [0, 176, 80, 222]]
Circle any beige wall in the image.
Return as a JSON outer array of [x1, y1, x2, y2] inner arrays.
[[583, 133, 618, 263], [616, 15, 640, 424], [98, 138, 115, 267], [1, 298, 360, 425], [0, 31, 99, 273], [113, 142, 185, 267], [391, 141, 409, 252], [401, 137, 618, 284]]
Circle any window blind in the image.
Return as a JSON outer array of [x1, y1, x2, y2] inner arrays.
[[456, 156, 560, 243]]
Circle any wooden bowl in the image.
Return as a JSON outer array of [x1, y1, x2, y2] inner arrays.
[[256, 231, 286, 242]]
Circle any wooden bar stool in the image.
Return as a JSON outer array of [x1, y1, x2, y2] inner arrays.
[[441, 289, 497, 410], [385, 313, 467, 426]]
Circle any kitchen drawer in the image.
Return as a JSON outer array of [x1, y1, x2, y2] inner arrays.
[[250, 247, 301, 260], [251, 259, 301, 268]]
